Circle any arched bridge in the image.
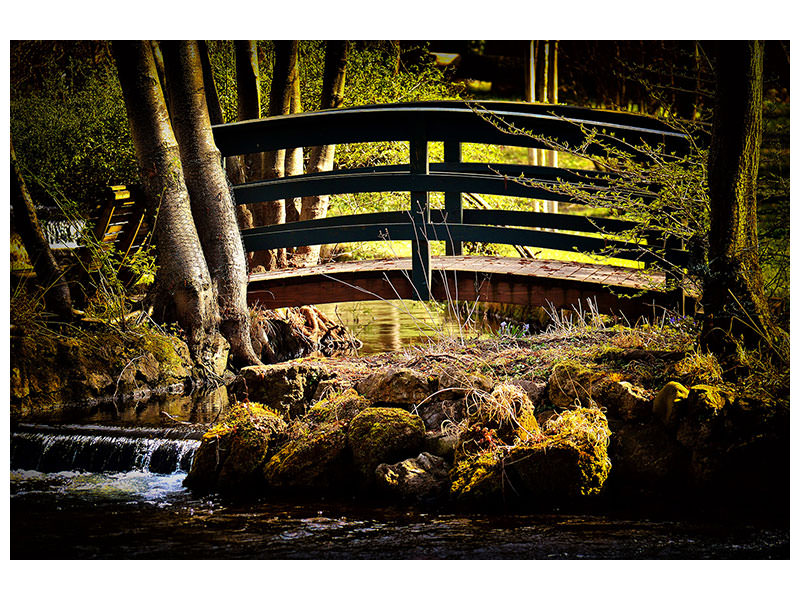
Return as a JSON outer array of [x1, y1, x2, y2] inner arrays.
[[211, 101, 694, 318]]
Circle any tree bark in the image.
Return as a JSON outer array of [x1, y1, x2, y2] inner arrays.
[[294, 41, 349, 266], [284, 60, 304, 224], [251, 40, 298, 271], [11, 138, 73, 320], [162, 40, 261, 366], [702, 41, 787, 362], [113, 40, 216, 357], [199, 41, 251, 228]]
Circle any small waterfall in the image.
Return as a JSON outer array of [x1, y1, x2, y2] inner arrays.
[[11, 424, 201, 475]]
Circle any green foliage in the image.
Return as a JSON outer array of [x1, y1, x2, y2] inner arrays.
[[11, 44, 137, 213]]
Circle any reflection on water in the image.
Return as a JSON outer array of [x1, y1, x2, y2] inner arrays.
[[317, 300, 482, 354]]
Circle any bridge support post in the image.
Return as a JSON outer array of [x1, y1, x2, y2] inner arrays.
[[410, 135, 431, 301], [444, 140, 463, 256]]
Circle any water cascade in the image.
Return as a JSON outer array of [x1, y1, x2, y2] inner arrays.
[[11, 424, 200, 475]]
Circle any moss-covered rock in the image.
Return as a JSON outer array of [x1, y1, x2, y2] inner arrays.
[[599, 380, 651, 422], [547, 360, 601, 408], [449, 451, 504, 508], [355, 367, 435, 408], [234, 362, 329, 419], [653, 381, 690, 427], [305, 388, 371, 426], [450, 407, 612, 509], [184, 402, 286, 493], [375, 452, 451, 503], [347, 407, 426, 479], [262, 421, 352, 491]]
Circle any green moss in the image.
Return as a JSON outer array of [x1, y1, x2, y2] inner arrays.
[[449, 451, 503, 506], [306, 388, 371, 426], [185, 402, 286, 492], [347, 407, 426, 478]]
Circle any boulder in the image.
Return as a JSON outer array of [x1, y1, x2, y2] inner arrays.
[[347, 407, 426, 479], [435, 367, 494, 402], [355, 367, 435, 408], [608, 422, 689, 490], [676, 384, 731, 449], [184, 402, 286, 493], [652, 381, 690, 427], [233, 363, 329, 419], [375, 452, 451, 502], [449, 452, 504, 508], [305, 388, 371, 426], [547, 361, 601, 408], [262, 421, 352, 491], [423, 431, 460, 460], [415, 395, 467, 432], [598, 380, 651, 422]]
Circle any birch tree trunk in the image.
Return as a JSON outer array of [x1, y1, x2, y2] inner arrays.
[[294, 41, 349, 266], [162, 40, 260, 366], [284, 60, 304, 224], [113, 40, 217, 357], [11, 139, 73, 320], [251, 40, 298, 271]]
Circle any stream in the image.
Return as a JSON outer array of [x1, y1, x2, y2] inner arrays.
[[9, 302, 790, 559]]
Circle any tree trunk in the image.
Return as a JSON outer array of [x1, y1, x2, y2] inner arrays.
[[199, 41, 250, 227], [113, 40, 216, 357], [702, 40, 787, 363], [284, 60, 304, 224], [294, 41, 349, 266], [162, 40, 261, 366], [11, 139, 73, 320], [251, 40, 298, 271]]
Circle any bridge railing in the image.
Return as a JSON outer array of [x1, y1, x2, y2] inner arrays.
[[212, 101, 692, 301]]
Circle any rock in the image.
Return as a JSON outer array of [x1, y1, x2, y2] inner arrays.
[[609, 422, 689, 490], [449, 452, 504, 508], [505, 407, 612, 502], [415, 396, 467, 432], [184, 402, 286, 493], [234, 363, 329, 418], [653, 381, 689, 427], [262, 421, 352, 491], [347, 407, 426, 479], [676, 385, 731, 449], [509, 379, 547, 406], [355, 367, 434, 408], [435, 367, 494, 402], [451, 407, 612, 509], [375, 452, 451, 502], [305, 388, 371, 426], [547, 361, 601, 408], [598, 380, 651, 422], [423, 431, 460, 460]]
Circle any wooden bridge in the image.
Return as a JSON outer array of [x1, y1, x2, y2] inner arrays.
[[211, 101, 693, 318]]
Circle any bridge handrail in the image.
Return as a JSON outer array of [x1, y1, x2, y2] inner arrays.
[[212, 101, 692, 301]]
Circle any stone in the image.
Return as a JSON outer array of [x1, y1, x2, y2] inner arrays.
[[184, 402, 286, 493], [653, 381, 690, 427], [375, 452, 451, 502], [598, 380, 651, 422], [355, 367, 435, 408], [305, 388, 371, 426], [609, 422, 689, 490], [347, 407, 426, 479], [263, 421, 352, 491], [234, 363, 329, 418], [547, 361, 601, 408], [423, 431, 460, 460], [449, 452, 504, 508], [675, 385, 731, 450], [509, 379, 547, 406], [435, 367, 494, 402], [414, 395, 467, 432]]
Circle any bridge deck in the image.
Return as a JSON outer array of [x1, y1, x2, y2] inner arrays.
[[248, 256, 687, 318]]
